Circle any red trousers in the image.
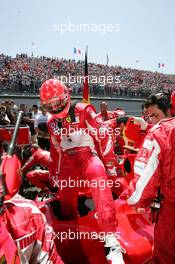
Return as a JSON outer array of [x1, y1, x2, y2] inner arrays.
[[153, 202, 175, 264], [59, 147, 117, 233]]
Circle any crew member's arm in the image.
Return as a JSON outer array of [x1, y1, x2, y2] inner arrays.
[[125, 131, 163, 208], [85, 106, 118, 176], [47, 119, 61, 187], [21, 151, 38, 173], [4, 196, 64, 264]]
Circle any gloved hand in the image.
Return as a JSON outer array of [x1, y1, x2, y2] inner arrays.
[[133, 117, 148, 131], [105, 234, 126, 264]]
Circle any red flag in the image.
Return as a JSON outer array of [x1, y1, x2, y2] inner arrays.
[[83, 47, 90, 104]]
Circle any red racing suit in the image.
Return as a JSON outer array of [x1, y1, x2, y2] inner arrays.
[[96, 110, 116, 121], [21, 147, 51, 173], [1, 194, 63, 263], [21, 147, 52, 190], [104, 118, 125, 154], [0, 220, 20, 263], [47, 102, 118, 233], [125, 118, 175, 264], [96, 109, 125, 122]]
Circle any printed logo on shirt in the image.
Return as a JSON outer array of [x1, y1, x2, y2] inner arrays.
[[136, 148, 152, 164], [50, 121, 61, 135]]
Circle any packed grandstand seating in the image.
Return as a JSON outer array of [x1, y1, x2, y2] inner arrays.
[[0, 53, 175, 97]]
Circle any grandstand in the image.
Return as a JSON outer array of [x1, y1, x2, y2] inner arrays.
[[0, 53, 175, 97]]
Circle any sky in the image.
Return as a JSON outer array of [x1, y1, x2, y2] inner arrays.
[[1, 0, 175, 74]]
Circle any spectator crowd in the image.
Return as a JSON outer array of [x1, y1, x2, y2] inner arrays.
[[0, 100, 50, 149], [0, 53, 175, 97]]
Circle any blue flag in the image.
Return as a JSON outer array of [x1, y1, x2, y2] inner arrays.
[[73, 47, 77, 54]]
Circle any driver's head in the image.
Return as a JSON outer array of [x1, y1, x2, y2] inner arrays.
[[144, 92, 172, 125], [40, 79, 71, 119], [100, 101, 108, 113]]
